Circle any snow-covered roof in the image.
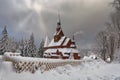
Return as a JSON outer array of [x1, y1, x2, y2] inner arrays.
[[4, 52, 21, 55], [48, 36, 66, 47], [45, 48, 79, 54], [57, 29, 62, 35], [43, 53, 50, 57], [50, 53, 60, 57], [44, 53, 61, 57], [59, 48, 79, 53], [70, 44, 76, 47], [61, 53, 69, 57], [63, 38, 70, 46], [44, 49, 57, 53], [44, 49, 69, 56], [44, 36, 50, 47], [4, 52, 21, 57]]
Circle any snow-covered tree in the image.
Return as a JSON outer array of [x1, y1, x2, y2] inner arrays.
[[29, 33, 36, 57], [38, 40, 44, 57], [23, 40, 30, 57], [96, 31, 108, 61], [96, 25, 116, 62], [0, 26, 9, 55], [22, 33, 36, 57], [7, 38, 18, 52], [0, 26, 18, 55], [18, 39, 25, 56], [113, 0, 120, 11]]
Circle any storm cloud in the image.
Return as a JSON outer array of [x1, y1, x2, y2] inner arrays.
[[0, 0, 113, 49]]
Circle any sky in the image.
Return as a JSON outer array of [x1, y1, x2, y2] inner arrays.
[[0, 0, 114, 49]]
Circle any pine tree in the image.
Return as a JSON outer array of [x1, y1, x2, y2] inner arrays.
[[38, 40, 44, 58], [18, 39, 24, 56], [22, 33, 36, 57], [23, 40, 29, 57], [7, 38, 17, 52], [0, 26, 9, 55], [29, 33, 36, 57], [0, 27, 18, 55]]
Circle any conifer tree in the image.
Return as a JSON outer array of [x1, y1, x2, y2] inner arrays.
[[22, 33, 36, 57], [0, 26, 18, 55], [38, 40, 44, 57], [0, 26, 9, 55]]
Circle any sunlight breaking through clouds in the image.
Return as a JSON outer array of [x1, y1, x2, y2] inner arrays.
[[24, 0, 43, 13], [0, 0, 113, 49]]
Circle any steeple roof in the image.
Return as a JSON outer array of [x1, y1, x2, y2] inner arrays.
[[44, 35, 50, 47], [57, 10, 61, 26]]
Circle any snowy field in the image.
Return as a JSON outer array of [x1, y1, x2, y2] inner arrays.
[[0, 56, 120, 80]]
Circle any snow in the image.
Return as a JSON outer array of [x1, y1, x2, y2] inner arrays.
[[70, 44, 76, 47], [63, 38, 70, 46], [57, 29, 62, 35], [1, 53, 120, 80], [54, 29, 62, 36], [61, 53, 69, 57], [106, 57, 111, 62], [48, 36, 66, 47], [44, 49, 57, 53], [44, 48, 79, 57], [1, 57, 120, 80], [45, 48, 79, 54], [83, 54, 97, 60], [59, 48, 79, 53], [50, 53, 60, 57], [4, 52, 21, 57], [44, 36, 50, 47], [5, 54, 79, 63]]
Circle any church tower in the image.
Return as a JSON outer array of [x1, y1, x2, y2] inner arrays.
[[54, 13, 64, 42]]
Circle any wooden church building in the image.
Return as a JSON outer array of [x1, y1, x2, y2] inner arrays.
[[43, 16, 80, 60]]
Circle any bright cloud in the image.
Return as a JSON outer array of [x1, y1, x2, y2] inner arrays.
[[0, 0, 113, 48]]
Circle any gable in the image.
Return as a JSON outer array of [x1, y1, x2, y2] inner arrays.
[[48, 36, 66, 47]]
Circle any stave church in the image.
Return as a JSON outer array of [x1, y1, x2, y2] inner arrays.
[[43, 15, 80, 60]]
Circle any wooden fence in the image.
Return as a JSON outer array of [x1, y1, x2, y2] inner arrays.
[[4, 55, 81, 73]]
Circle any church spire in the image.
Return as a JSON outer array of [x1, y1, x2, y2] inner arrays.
[[57, 10, 61, 26], [56, 10, 61, 32]]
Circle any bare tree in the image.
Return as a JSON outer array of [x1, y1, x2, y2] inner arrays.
[[96, 25, 116, 61], [113, 0, 120, 11], [96, 31, 108, 61], [109, 33, 115, 61]]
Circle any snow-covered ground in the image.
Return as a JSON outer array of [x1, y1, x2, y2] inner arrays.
[[0, 55, 120, 80]]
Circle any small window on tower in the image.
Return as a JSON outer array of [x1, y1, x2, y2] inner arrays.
[[54, 37, 58, 42], [55, 37, 57, 41]]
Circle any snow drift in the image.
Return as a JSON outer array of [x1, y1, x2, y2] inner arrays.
[[0, 54, 120, 80]]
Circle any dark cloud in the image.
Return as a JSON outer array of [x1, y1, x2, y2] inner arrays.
[[0, 0, 113, 49]]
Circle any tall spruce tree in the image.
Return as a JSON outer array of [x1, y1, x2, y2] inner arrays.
[[38, 40, 44, 58], [22, 33, 36, 57], [0, 26, 9, 55], [0, 26, 18, 55], [29, 33, 36, 57]]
